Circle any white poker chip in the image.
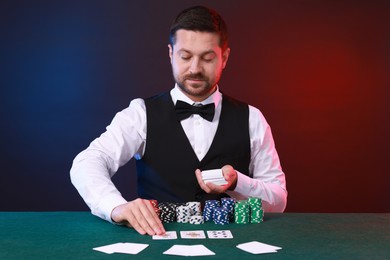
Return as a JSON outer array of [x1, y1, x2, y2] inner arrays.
[[186, 201, 202, 216], [189, 215, 204, 224], [176, 205, 191, 223]]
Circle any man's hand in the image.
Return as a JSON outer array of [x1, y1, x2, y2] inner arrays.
[[111, 198, 165, 236], [195, 165, 238, 194]]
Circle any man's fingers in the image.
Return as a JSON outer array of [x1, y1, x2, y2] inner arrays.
[[206, 181, 227, 193], [195, 169, 228, 194], [221, 165, 237, 190], [143, 200, 166, 235], [195, 169, 211, 193], [123, 210, 147, 235], [123, 201, 155, 235], [131, 200, 164, 235], [111, 199, 165, 236], [221, 165, 234, 180]]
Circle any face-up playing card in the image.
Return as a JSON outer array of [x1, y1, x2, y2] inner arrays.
[[152, 231, 177, 240], [180, 230, 206, 239], [207, 230, 233, 239]]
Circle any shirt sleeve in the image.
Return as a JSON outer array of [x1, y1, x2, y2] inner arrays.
[[70, 98, 146, 222], [226, 105, 287, 212]]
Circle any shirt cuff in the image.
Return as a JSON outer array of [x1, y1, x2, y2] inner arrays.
[[233, 171, 253, 196], [93, 195, 128, 224]]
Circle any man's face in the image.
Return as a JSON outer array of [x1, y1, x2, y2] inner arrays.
[[169, 29, 230, 102]]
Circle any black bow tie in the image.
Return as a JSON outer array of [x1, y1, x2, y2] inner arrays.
[[174, 100, 215, 122]]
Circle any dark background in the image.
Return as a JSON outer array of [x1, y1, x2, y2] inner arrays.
[[1, 1, 389, 213]]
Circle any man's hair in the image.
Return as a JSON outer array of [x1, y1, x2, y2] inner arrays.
[[169, 6, 228, 51]]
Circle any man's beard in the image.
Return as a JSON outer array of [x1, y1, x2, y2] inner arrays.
[[175, 72, 215, 98]]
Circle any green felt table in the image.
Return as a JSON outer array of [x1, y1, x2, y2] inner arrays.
[[0, 212, 389, 259]]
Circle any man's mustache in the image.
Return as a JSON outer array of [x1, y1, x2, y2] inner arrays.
[[185, 73, 207, 80]]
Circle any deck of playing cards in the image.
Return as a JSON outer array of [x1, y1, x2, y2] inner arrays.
[[201, 169, 228, 185]]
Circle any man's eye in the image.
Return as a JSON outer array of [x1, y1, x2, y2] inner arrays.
[[203, 55, 215, 62], [181, 56, 191, 60]]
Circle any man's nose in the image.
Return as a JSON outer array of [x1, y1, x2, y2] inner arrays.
[[189, 58, 201, 74]]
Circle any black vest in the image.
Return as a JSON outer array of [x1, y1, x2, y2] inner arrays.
[[135, 92, 250, 203]]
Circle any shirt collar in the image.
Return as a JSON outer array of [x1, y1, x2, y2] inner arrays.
[[170, 84, 222, 108]]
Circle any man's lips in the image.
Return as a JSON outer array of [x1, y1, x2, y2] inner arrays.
[[185, 76, 206, 81], [187, 78, 204, 81]]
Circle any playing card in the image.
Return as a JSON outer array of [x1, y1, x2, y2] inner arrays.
[[236, 241, 282, 254], [163, 245, 215, 256], [93, 243, 123, 254], [207, 230, 233, 239], [152, 231, 177, 240], [180, 230, 206, 239], [93, 242, 149, 254]]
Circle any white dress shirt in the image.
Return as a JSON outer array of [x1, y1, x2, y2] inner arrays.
[[70, 85, 287, 222]]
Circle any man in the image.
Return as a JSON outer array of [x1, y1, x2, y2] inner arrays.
[[70, 6, 287, 236]]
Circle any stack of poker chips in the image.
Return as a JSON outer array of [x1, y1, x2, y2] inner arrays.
[[189, 215, 204, 224], [186, 201, 204, 224], [156, 201, 205, 224], [155, 197, 263, 225], [176, 205, 192, 223], [248, 197, 264, 223], [213, 207, 229, 225], [149, 200, 161, 218], [175, 201, 203, 224], [221, 197, 236, 221], [158, 202, 180, 223], [234, 200, 250, 224], [186, 201, 202, 216], [202, 200, 220, 222]]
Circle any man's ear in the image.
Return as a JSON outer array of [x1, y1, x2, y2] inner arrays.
[[222, 47, 230, 69], [168, 44, 173, 64]]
